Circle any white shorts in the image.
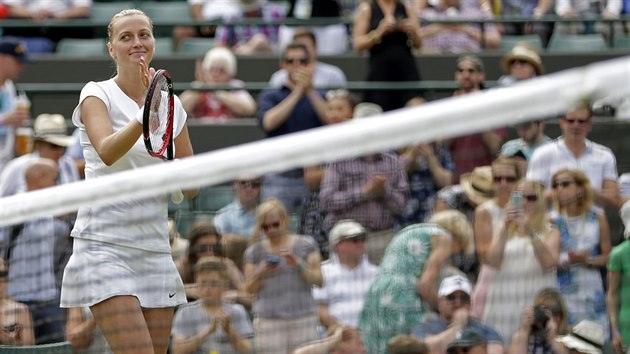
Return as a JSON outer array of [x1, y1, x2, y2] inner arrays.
[[60, 238, 186, 308]]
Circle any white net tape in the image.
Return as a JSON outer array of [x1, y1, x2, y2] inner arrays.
[[1, 56, 629, 226]]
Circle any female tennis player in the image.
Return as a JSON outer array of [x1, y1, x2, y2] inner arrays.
[[60, 9, 195, 354]]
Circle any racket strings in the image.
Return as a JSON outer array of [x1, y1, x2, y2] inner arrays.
[[148, 77, 172, 154]]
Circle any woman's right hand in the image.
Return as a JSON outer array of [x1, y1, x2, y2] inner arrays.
[[519, 307, 534, 332], [139, 56, 156, 90], [376, 15, 397, 37]]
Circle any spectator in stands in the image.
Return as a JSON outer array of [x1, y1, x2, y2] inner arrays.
[[510, 287, 570, 353], [498, 0, 554, 46], [418, 0, 501, 53], [554, 0, 622, 36], [179, 47, 256, 122], [446, 327, 492, 354], [1, 158, 69, 344], [557, 320, 606, 354], [500, 120, 552, 176], [0, 113, 79, 197], [0, 37, 30, 176], [527, 104, 620, 208], [173, 0, 240, 50], [498, 43, 544, 86], [214, 176, 262, 270], [214, 0, 286, 55], [257, 42, 328, 214], [313, 219, 377, 331], [619, 172, 630, 203], [352, 0, 423, 111], [293, 325, 367, 354], [447, 55, 508, 182], [279, 1, 350, 55], [243, 198, 322, 354], [300, 89, 358, 259], [0, 258, 34, 345], [319, 103, 409, 264], [359, 210, 473, 353], [3, 0, 93, 52], [412, 275, 504, 354], [549, 169, 611, 336], [482, 179, 560, 345], [270, 27, 347, 88], [172, 256, 253, 354], [607, 200, 630, 354], [434, 165, 495, 223], [65, 306, 112, 353], [178, 222, 249, 306], [470, 158, 521, 315], [387, 334, 429, 354]]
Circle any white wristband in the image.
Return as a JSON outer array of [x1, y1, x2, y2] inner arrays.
[[135, 106, 145, 125]]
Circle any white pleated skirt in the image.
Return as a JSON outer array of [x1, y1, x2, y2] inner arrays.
[[60, 238, 186, 308]]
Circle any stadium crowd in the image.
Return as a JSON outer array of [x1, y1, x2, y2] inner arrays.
[[0, 0, 629, 353]]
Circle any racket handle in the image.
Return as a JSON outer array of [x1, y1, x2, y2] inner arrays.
[[171, 190, 184, 204]]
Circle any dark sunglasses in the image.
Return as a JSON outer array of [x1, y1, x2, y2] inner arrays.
[[552, 180, 575, 189], [262, 221, 281, 231], [511, 59, 530, 65], [194, 244, 222, 255], [456, 68, 477, 73], [562, 118, 589, 125], [446, 294, 470, 303], [523, 194, 538, 202], [238, 180, 262, 188], [493, 175, 517, 183], [283, 57, 310, 65], [342, 235, 367, 244]]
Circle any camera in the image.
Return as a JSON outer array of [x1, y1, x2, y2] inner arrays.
[[267, 255, 281, 266], [531, 305, 549, 335]]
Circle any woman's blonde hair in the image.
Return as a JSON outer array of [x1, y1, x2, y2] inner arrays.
[[508, 179, 547, 239], [428, 210, 473, 255], [551, 169, 593, 214], [107, 9, 153, 44], [252, 198, 289, 242]]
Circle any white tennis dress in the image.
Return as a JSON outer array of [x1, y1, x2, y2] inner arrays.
[[60, 79, 188, 308]]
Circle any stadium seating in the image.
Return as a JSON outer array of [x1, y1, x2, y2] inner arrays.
[[547, 33, 608, 52]]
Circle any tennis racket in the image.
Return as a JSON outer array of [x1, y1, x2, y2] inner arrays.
[[142, 69, 183, 203]]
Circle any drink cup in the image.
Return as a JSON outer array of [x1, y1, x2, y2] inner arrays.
[[15, 127, 33, 156]]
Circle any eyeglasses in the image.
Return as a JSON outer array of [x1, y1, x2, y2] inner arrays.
[[552, 180, 575, 189], [446, 294, 470, 303], [238, 180, 262, 189], [283, 57, 310, 65], [523, 194, 538, 202], [493, 176, 518, 183], [262, 221, 281, 231], [511, 59, 530, 65], [194, 244, 221, 254], [456, 68, 477, 73], [342, 235, 367, 244], [199, 280, 226, 288], [562, 118, 589, 125]]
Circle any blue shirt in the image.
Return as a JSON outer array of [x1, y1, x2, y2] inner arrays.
[[213, 200, 256, 237], [256, 86, 325, 138], [412, 315, 503, 344]]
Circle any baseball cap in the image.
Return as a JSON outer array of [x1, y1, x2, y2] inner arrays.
[[447, 327, 487, 353], [438, 275, 472, 297], [0, 37, 30, 63], [328, 219, 367, 248], [33, 114, 75, 147]]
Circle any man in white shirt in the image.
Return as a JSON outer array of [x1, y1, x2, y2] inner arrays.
[[527, 104, 619, 207], [313, 219, 378, 330]]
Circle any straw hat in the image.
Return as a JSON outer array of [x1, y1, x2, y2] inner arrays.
[[33, 114, 74, 147], [460, 166, 494, 206], [556, 320, 605, 354], [501, 42, 544, 76]]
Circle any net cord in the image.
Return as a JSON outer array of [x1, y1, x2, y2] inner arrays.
[[1, 56, 628, 226]]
